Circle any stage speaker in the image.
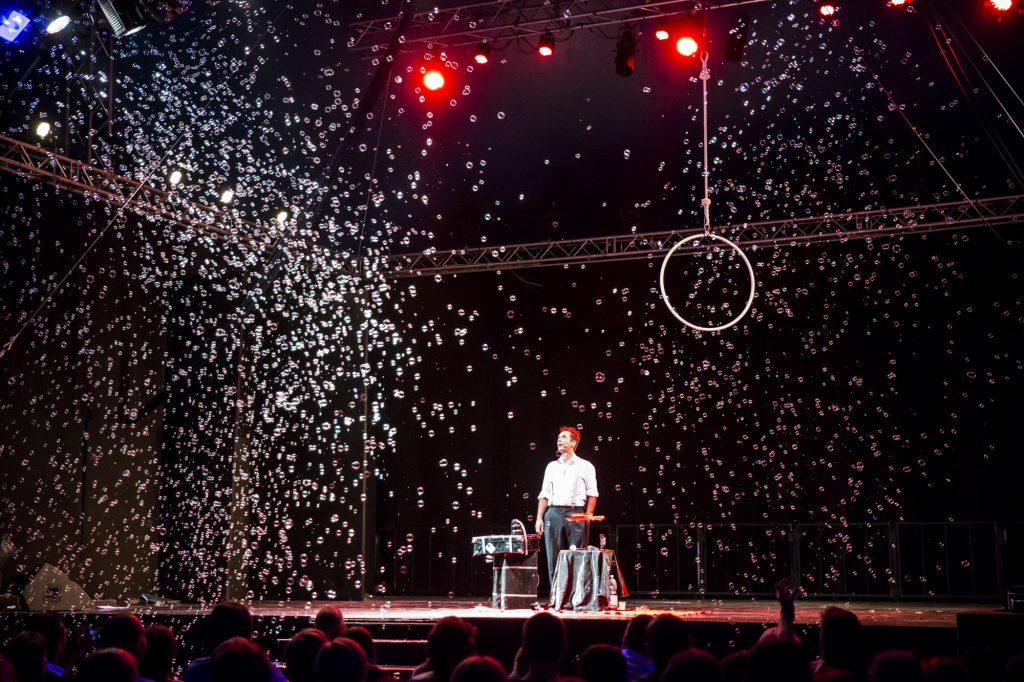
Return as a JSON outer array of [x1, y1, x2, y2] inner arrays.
[[20, 564, 92, 611], [1009, 586, 1024, 613]]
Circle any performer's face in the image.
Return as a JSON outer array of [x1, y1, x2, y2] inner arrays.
[[556, 430, 577, 456]]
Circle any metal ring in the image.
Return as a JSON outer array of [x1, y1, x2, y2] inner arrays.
[[658, 232, 756, 332]]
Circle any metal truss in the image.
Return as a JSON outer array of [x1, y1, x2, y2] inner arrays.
[[3, 134, 1021, 279], [347, 0, 769, 54], [0, 134, 257, 237], [388, 194, 1024, 276], [8, 26, 118, 164]]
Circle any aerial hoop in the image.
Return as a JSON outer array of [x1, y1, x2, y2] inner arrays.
[[659, 51, 756, 332], [658, 232, 756, 333]]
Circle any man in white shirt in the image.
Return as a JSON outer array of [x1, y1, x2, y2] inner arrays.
[[535, 426, 599, 592]]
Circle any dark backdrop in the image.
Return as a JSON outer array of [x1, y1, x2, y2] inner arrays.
[[379, 231, 1024, 597]]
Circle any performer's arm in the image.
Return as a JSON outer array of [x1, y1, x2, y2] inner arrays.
[[583, 461, 599, 515], [536, 498, 549, 535]]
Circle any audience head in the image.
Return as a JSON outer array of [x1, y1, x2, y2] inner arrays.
[[923, 657, 971, 682], [210, 637, 272, 682], [522, 612, 566, 665], [0, 655, 12, 682], [3, 631, 46, 682], [427, 616, 478, 681], [744, 638, 810, 682], [819, 607, 862, 674], [208, 601, 253, 651], [285, 628, 329, 682], [77, 647, 139, 682], [661, 649, 723, 682], [14, 604, 1016, 682], [720, 651, 746, 682], [961, 646, 1001, 682], [622, 615, 653, 652], [869, 650, 923, 682], [815, 671, 858, 682], [580, 644, 627, 682], [315, 606, 346, 640], [27, 613, 66, 662], [140, 624, 178, 682], [100, 614, 147, 662], [315, 637, 368, 682], [343, 627, 377, 664], [644, 615, 691, 671], [1004, 653, 1024, 682], [452, 656, 509, 682]]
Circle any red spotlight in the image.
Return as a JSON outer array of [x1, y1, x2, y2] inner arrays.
[[473, 42, 490, 64], [990, 0, 1012, 10], [675, 35, 699, 56], [423, 70, 445, 91], [819, 3, 837, 15], [655, 28, 670, 41], [538, 32, 555, 57]]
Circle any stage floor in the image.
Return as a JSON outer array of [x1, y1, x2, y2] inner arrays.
[[112, 596, 988, 628]]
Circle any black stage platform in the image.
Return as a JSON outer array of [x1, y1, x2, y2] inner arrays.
[[3, 598, 1023, 674]]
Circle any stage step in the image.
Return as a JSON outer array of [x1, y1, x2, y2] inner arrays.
[[375, 637, 428, 667], [271, 635, 426, 670], [380, 664, 418, 680]]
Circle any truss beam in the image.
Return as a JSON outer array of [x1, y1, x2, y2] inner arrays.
[[388, 194, 1024, 276], [2, 135, 1020, 279], [347, 0, 769, 53], [0, 134, 258, 236]]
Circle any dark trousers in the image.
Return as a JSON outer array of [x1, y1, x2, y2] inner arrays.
[[543, 506, 589, 588]]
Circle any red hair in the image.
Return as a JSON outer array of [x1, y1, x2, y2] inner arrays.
[[558, 426, 581, 444]]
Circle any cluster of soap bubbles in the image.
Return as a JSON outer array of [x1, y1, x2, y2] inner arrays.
[[1, 0, 1022, 603]]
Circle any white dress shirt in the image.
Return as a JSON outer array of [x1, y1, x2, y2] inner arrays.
[[538, 454, 599, 507]]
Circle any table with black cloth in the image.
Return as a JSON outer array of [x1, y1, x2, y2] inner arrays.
[[550, 548, 628, 611]]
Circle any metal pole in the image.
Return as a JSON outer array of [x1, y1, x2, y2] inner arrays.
[[225, 326, 253, 600]]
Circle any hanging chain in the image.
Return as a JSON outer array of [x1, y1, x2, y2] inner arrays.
[[699, 51, 711, 237]]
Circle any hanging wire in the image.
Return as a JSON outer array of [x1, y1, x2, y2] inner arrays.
[[945, 2, 1024, 115], [863, 62, 1005, 244], [355, 75, 393, 265], [1, 128, 189, 358], [699, 51, 712, 236], [925, 6, 1024, 186]]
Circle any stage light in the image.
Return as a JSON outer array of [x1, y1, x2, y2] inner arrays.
[[675, 36, 699, 57], [654, 28, 670, 41], [168, 169, 183, 185], [423, 70, 445, 91], [819, 3, 838, 16], [473, 42, 489, 65], [95, 0, 187, 38], [219, 187, 235, 204], [35, 121, 51, 139], [724, 10, 750, 61], [96, 0, 148, 36], [275, 210, 289, 225], [538, 32, 555, 57], [990, 0, 1012, 10], [0, 9, 30, 43], [615, 28, 636, 77], [45, 13, 71, 34]]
